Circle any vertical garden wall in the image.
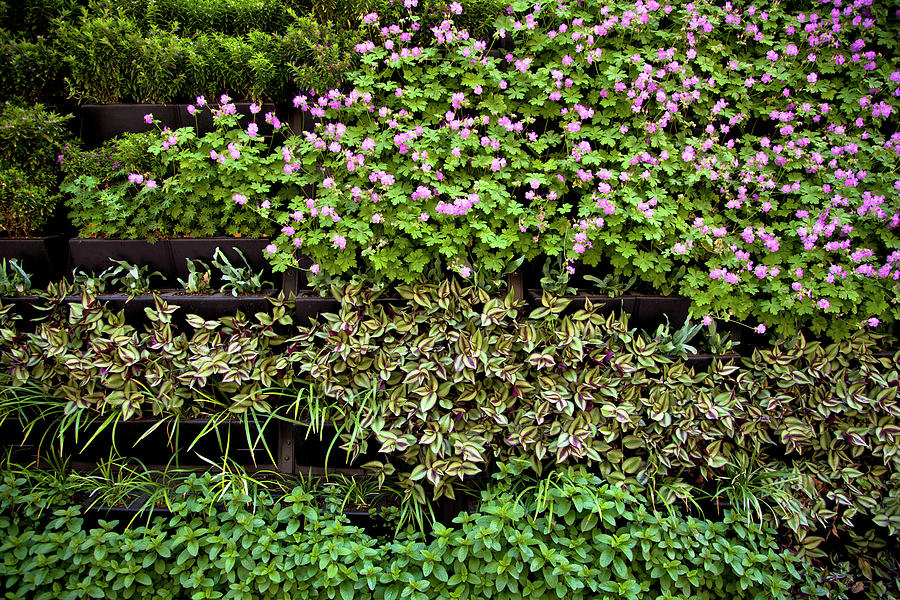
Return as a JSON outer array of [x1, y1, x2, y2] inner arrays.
[[1, 0, 899, 598]]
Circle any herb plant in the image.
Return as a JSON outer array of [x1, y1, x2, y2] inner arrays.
[[178, 258, 213, 294], [104, 259, 163, 296], [0, 259, 30, 295], [212, 247, 271, 296]]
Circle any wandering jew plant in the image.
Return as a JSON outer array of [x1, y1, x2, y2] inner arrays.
[[245, 0, 899, 338]]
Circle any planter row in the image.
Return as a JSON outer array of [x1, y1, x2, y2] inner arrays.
[[2, 417, 399, 474], [0, 238, 792, 350], [45, 102, 315, 146], [0, 236, 278, 288]]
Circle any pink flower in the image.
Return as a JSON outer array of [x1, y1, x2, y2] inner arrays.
[[233, 194, 247, 205], [807, 72, 817, 84], [755, 324, 766, 334], [128, 173, 144, 184], [332, 234, 347, 249], [265, 244, 277, 254], [867, 317, 881, 327], [247, 123, 259, 137], [419, 212, 429, 222], [372, 213, 383, 223], [145, 180, 157, 190], [196, 95, 206, 107], [293, 238, 303, 247], [310, 264, 320, 274], [249, 103, 260, 114], [459, 265, 471, 278], [186, 105, 196, 115], [144, 114, 153, 124], [818, 299, 830, 310], [702, 316, 713, 326]]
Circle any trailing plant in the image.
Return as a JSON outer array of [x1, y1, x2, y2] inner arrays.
[[0, 291, 296, 422], [0, 259, 31, 296], [0, 465, 848, 600], [104, 259, 163, 296]]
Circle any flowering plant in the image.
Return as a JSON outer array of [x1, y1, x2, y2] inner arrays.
[[252, 0, 899, 337], [62, 98, 284, 239]]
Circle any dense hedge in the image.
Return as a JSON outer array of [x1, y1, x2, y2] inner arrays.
[[0, 467, 844, 600]]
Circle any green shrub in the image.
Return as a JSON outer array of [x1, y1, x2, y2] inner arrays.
[[0, 103, 72, 182], [0, 32, 66, 103], [142, 0, 298, 34], [0, 466, 845, 600], [0, 103, 71, 236], [0, 168, 57, 238], [55, 12, 188, 103], [0, 0, 80, 38]]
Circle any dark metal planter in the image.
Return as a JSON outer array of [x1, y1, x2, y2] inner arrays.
[[0, 235, 68, 286], [77, 102, 279, 145], [681, 353, 742, 368], [634, 295, 692, 328], [69, 238, 174, 280], [69, 238, 275, 287], [62, 416, 278, 469]]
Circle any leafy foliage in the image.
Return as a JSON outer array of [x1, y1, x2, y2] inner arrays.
[[0, 466, 844, 600], [0, 103, 72, 236], [212, 247, 272, 296], [0, 259, 30, 296]]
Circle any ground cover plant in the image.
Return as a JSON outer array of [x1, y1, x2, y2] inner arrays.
[[240, 0, 900, 339], [0, 465, 847, 600]]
